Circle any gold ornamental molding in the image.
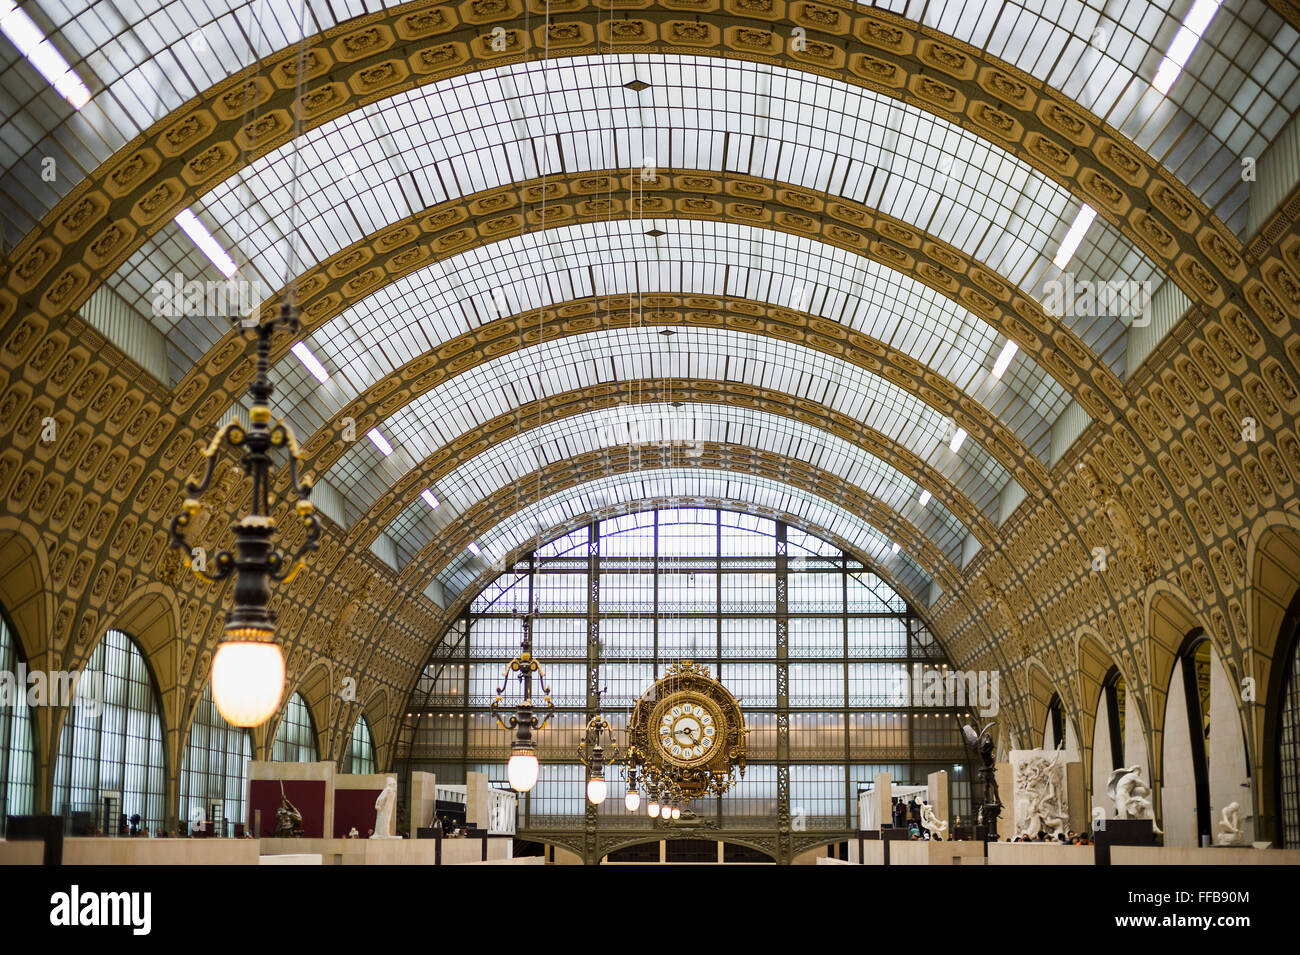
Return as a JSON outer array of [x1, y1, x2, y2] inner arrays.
[[3, 0, 1287, 374], [169, 169, 1123, 459], [337, 377, 1000, 552], [392, 440, 965, 592], [1267, 0, 1300, 31]]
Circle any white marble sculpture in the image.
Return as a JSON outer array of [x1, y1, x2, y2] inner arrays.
[[1107, 766, 1162, 834], [347, 827, 359, 839], [1011, 750, 1069, 838], [1216, 801, 1243, 846], [371, 776, 400, 840], [918, 800, 948, 839], [1091, 806, 1105, 827]]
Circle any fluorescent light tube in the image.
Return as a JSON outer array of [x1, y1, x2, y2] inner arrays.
[[291, 342, 328, 382], [992, 339, 1019, 379], [1, 2, 91, 109], [1052, 205, 1097, 270], [1152, 0, 1223, 95], [175, 208, 238, 278]]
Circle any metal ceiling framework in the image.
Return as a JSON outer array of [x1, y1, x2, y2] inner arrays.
[[1, 0, 1298, 802], [4, 0, 1297, 242]]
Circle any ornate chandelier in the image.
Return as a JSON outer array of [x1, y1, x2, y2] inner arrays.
[[169, 301, 320, 727], [490, 608, 554, 793], [624, 661, 746, 811]]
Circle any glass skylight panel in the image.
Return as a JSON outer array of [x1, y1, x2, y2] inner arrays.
[[380, 402, 971, 568], [1, 1, 91, 108], [435, 469, 934, 603], [320, 325, 1014, 525], [251, 218, 1070, 470], [4, 4, 1295, 249], [131, 54, 1158, 381]]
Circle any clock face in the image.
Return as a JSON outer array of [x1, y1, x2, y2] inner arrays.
[[653, 695, 722, 767]]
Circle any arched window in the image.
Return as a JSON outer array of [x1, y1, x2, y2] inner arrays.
[[1045, 693, 1065, 750], [272, 692, 318, 762], [52, 629, 166, 832], [1274, 591, 1300, 847], [179, 684, 252, 832], [1103, 669, 1126, 770], [0, 608, 36, 829], [1162, 631, 1212, 847], [397, 508, 976, 833], [345, 715, 376, 774]]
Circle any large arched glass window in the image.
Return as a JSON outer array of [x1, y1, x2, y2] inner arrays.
[[1274, 591, 1300, 848], [52, 629, 166, 831], [272, 692, 318, 762], [344, 715, 376, 774], [1044, 693, 1066, 750], [397, 507, 973, 837], [1103, 669, 1127, 771], [0, 608, 36, 829], [179, 684, 252, 831]]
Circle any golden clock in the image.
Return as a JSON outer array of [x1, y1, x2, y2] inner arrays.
[[627, 660, 746, 798]]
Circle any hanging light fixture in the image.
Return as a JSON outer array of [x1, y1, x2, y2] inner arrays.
[[170, 301, 320, 727], [578, 713, 619, 806], [624, 761, 641, 812], [491, 608, 554, 793]]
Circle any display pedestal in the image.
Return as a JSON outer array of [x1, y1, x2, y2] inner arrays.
[[881, 826, 911, 865], [1093, 818, 1155, 866]]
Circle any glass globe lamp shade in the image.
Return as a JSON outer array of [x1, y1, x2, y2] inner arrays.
[[211, 639, 284, 727], [587, 776, 608, 805], [671, 807, 681, 820], [647, 800, 660, 818], [625, 789, 641, 812], [507, 750, 540, 793]]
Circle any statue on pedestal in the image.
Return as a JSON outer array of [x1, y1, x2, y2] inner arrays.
[[371, 776, 400, 840], [1216, 801, 1243, 845], [274, 782, 303, 838], [962, 720, 1002, 839], [1107, 766, 1162, 834], [918, 800, 947, 839]]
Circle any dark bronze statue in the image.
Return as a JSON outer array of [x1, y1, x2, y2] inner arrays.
[[274, 781, 304, 838], [962, 720, 1002, 840]]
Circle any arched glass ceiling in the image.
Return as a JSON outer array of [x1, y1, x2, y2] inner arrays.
[[3, 2, 1296, 243], [256, 219, 1071, 457], [376, 401, 972, 569], [106, 54, 1160, 377], [320, 325, 1015, 523], [432, 468, 935, 602]]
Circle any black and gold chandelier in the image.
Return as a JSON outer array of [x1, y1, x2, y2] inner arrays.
[[169, 301, 320, 727], [490, 608, 555, 793]]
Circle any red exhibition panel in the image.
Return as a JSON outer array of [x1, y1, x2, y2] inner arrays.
[[332, 789, 384, 838]]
